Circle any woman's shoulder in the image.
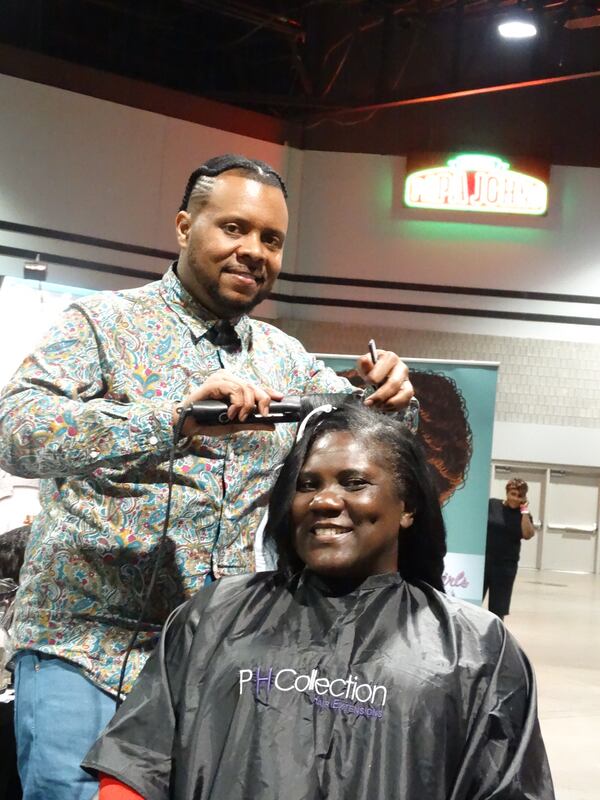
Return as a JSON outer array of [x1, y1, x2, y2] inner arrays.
[[414, 581, 508, 656], [176, 572, 286, 630]]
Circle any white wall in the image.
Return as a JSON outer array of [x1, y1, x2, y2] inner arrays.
[[0, 72, 294, 313], [284, 150, 600, 468], [289, 151, 600, 344], [492, 423, 600, 470], [1, 73, 599, 472]]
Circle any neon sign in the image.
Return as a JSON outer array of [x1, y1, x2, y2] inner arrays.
[[404, 153, 549, 215]]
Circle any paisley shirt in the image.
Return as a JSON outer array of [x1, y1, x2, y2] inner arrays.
[[0, 266, 350, 694]]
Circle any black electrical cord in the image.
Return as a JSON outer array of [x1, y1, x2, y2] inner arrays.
[[115, 406, 190, 708]]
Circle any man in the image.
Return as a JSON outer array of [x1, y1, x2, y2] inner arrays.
[[0, 154, 412, 800]]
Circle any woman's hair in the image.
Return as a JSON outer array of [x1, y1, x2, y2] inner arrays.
[[264, 401, 447, 591], [0, 525, 30, 584], [506, 478, 528, 495]]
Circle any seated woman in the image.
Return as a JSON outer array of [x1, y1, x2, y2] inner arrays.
[[83, 403, 554, 800]]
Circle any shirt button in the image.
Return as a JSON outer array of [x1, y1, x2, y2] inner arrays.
[[34, 663, 41, 672], [148, 436, 158, 445], [90, 450, 99, 459]]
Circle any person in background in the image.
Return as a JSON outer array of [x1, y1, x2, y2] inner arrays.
[[83, 403, 554, 800], [0, 154, 413, 800], [0, 525, 30, 800], [484, 478, 535, 620]]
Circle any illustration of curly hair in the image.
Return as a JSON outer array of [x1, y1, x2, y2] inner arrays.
[[410, 371, 472, 504]]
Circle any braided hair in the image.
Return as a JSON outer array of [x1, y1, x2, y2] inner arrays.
[[179, 154, 288, 213]]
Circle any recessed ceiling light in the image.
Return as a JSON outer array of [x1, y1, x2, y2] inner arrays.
[[498, 13, 538, 39]]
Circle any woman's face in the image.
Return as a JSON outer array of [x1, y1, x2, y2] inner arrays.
[[291, 430, 413, 581], [505, 487, 525, 509]]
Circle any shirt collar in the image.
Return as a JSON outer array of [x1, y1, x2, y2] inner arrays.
[[158, 263, 253, 349]]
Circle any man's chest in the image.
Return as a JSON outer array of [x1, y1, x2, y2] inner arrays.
[[97, 316, 300, 401]]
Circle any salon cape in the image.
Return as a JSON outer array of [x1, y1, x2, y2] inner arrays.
[[83, 571, 555, 800]]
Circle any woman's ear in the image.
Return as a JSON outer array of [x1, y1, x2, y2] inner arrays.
[[400, 511, 414, 529]]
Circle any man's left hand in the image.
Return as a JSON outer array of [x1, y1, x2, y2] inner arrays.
[[356, 349, 414, 410]]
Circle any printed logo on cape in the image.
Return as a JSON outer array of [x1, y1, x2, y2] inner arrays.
[[239, 666, 387, 720]]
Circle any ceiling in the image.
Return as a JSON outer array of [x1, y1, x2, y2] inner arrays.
[[2, 0, 600, 123]]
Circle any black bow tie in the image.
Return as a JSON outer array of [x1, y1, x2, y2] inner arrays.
[[205, 320, 242, 353]]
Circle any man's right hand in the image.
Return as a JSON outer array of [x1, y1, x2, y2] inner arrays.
[[172, 370, 284, 438]]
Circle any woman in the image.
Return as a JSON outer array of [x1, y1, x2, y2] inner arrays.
[[83, 404, 554, 799], [484, 479, 535, 620]]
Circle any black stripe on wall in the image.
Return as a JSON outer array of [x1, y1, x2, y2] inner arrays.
[[2, 218, 599, 306], [278, 272, 600, 306], [2, 244, 598, 326], [0, 244, 159, 282], [270, 292, 600, 327], [2, 225, 599, 326], [0, 220, 176, 261]]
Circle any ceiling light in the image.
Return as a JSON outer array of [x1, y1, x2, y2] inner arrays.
[[498, 10, 538, 39]]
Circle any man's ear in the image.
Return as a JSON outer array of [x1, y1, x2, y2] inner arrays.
[[175, 211, 191, 248], [400, 511, 414, 530]]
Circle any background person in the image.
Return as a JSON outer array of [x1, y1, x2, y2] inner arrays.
[[0, 524, 30, 800], [84, 403, 554, 800], [484, 478, 535, 620], [0, 154, 412, 800]]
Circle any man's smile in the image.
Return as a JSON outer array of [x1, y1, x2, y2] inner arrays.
[[222, 267, 263, 286]]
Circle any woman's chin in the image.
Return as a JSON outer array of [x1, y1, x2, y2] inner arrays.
[[307, 559, 364, 583], [305, 555, 352, 574]]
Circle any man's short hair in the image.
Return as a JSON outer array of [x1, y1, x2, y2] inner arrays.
[[179, 154, 288, 213], [506, 478, 528, 496]]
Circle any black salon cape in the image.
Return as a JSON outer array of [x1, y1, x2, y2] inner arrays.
[[83, 571, 554, 800]]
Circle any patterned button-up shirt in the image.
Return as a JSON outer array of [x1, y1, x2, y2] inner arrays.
[[0, 267, 350, 693]]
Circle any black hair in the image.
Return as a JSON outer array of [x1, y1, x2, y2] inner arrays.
[[179, 154, 288, 212], [0, 525, 30, 587], [264, 402, 447, 591]]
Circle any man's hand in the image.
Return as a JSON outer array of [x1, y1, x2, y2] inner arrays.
[[356, 350, 414, 410], [173, 370, 284, 438]]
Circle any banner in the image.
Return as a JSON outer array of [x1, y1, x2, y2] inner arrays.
[[317, 355, 499, 605]]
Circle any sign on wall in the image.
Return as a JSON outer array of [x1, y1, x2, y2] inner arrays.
[[404, 152, 549, 216], [318, 355, 499, 605]]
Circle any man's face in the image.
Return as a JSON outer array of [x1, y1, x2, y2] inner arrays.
[[175, 173, 288, 318]]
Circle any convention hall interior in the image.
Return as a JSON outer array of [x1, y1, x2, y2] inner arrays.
[[0, 2, 599, 798]]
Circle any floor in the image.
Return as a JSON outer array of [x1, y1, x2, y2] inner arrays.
[[504, 569, 600, 800]]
